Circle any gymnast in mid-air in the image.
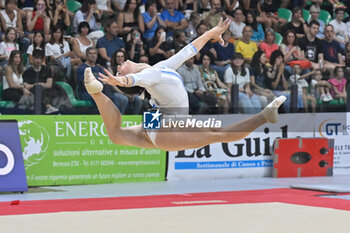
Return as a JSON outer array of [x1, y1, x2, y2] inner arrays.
[[84, 18, 286, 151]]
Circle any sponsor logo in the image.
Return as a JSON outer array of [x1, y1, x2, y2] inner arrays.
[[0, 144, 14, 175]]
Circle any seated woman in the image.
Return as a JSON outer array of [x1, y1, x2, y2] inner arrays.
[[2, 50, 30, 103], [71, 21, 95, 61], [117, 0, 144, 38], [27, 31, 46, 65], [26, 0, 51, 40], [266, 49, 304, 113], [250, 50, 275, 107], [125, 27, 146, 63], [259, 28, 279, 61], [224, 53, 262, 114], [148, 26, 174, 65], [72, 0, 104, 42], [48, 0, 70, 31], [45, 25, 82, 81], [199, 51, 229, 113]]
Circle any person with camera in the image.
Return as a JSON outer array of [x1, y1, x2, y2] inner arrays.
[[48, 0, 70, 30], [26, 0, 51, 40], [177, 56, 218, 114], [126, 28, 146, 63], [202, 0, 229, 30]]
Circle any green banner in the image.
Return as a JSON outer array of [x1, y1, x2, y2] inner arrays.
[[0, 115, 166, 186]]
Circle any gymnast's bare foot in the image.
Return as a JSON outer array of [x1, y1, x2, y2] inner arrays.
[[262, 96, 287, 123], [84, 67, 103, 94]]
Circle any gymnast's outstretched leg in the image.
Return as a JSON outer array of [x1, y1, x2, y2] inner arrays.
[[154, 96, 286, 151], [84, 68, 156, 148]]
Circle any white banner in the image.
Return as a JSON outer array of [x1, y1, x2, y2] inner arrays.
[[167, 114, 314, 181], [314, 112, 350, 175]]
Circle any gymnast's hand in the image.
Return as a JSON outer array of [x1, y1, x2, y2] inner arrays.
[[99, 68, 131, 87], [208, 17, 231, 45]]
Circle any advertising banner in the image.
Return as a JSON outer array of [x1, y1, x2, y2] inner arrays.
[[167, 114, 314, 181], [0, 120, 28, 192], [0, 115, 166, 186], [314, 112, 350, 175]]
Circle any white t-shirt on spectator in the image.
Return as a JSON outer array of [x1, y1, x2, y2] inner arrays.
[[96, 0, 108, 11], [330, 19, 348, 44], [229, 21, 245, 39], [289, 74, 308, 94], [0, 41, 19, 58], [224, 67, 250, 89], [45, 41, 70, 59], [112, 0, 127, 10]]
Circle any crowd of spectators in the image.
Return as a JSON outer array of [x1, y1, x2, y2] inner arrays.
[[0, 0, 349, 114]]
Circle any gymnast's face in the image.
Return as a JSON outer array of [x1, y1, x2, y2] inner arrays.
[[118, 60, 136, 75]]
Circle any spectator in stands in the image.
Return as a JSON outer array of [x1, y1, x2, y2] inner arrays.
[[0, 27, 19, 79], [147, 26, 173, 65], [177, 56, 218, 114], [259, 28, 279, 61], [328, 66, 347, 103], [299, 20, 324, 70], [193, 22, 217, 63], [323, 24, 345, 72], [96, 0, 114, 18], [345, 42, 350, 69], [139, 54, 149, 63], [212, 29, 235, 80], [311, 68, 333, 102], [289, 65, 316, 112], [117, 0, 144, 38], [45, 25, 82, 81], [173, 30, 187, 52], [330, 6, 349, 50], [48, 0, 70, 30], [243, 0, 271, 30], [185, 12, 200, 43], [281, 6, 308, 39], [229, 7, 245, 40], [96, 19, 125, 66], [266, 49, 292, 113], [259, 0, 286, 30], [235, 25, 258, 63], [2, 50, 28, 103], [76, 47, 129, 113], [27, 31, 46, 65], [223, 0, 239, 14], [250, 50, 275, 107], [108, 49, 142, 114], [26, 0, 51, 40], [224, 52, 261, 114], [142, 0, 166, 41], [160, 0, 188, 38], [125, 27, 146, 63], [73, 0, 104, 41], [0, 0, 30, 53], [199, 51, 229, 113], [112, 0, 127, 12], [22, 49, 59, 114], [201, 0, 226, 30], [308, 4, 324, 39], [280, 29, 304, 74], [71, 21, 96, 62], [245, 10, 265, 44]]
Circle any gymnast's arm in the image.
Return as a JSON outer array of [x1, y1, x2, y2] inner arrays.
[[154, 17, 231, 71], [99, 68, 158, 88]]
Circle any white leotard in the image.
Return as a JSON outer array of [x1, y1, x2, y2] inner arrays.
[[130, 43, 198, 114]]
